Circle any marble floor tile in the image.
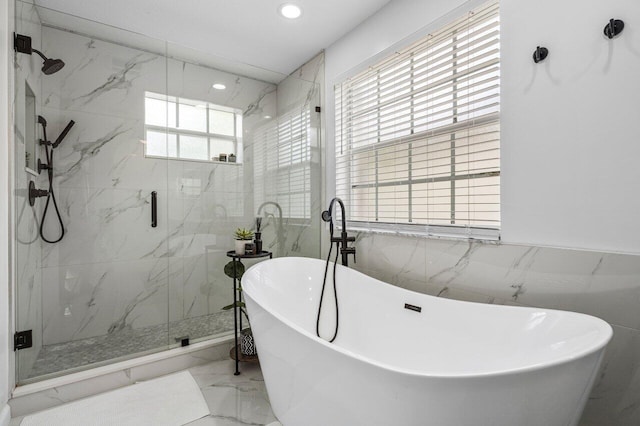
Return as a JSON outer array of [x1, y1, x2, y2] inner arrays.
[[12, 359, 277, 426], [187, 361, 277, 426]]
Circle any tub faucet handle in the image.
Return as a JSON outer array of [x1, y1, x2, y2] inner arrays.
[[343, 246, 356, 264]]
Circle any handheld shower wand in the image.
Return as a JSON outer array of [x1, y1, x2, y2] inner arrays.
[[52, 120, 75, 148], [35, 116, 75, 243]]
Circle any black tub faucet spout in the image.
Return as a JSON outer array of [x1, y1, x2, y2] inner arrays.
[[322, 197, 355, 267]]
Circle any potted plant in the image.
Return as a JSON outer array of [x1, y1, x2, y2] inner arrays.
[[222, 259, 257, 356], [234, 227, 254, 255]]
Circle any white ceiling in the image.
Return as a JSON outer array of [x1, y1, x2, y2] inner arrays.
[[34, 0, 392, 82]]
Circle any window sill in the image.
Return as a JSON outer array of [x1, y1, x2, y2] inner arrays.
[[145, 154, 243, 166], [345, 221, 501, 244]]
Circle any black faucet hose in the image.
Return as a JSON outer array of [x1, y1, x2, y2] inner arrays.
[[316, 222, 340, 343], [38, 144, 65, 243]]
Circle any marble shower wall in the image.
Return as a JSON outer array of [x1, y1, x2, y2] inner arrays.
[[351, 232, 640, 425], [36, 25, 277, 350], [14, 0, 44, 380], [252, 52, 324, 259]]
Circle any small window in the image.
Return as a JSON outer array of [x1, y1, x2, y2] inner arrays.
[[144, 92, 243, 163]]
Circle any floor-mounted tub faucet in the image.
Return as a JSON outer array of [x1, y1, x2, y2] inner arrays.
[[257, 201, 283, 256], [322, 197, 355, 267]]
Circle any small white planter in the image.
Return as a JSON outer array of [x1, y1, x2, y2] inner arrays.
[[235, 239, 248, 255]]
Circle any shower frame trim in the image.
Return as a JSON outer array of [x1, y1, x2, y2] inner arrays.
[[11, 334, 233, 398]]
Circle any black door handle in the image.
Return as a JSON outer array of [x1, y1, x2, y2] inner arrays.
[[151, 191, 157, 228]]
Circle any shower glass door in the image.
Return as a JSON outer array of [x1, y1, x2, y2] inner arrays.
[[14, 0, 324, 384], [163, 44, 323, 347], [14, 0, 172, 384]]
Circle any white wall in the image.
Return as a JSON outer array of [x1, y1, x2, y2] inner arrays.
[[1, 0, 14, 423], [326, 0, 640, 254], [500, 0, 640, 253]]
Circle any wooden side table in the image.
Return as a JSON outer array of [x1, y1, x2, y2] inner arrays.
[[226, 250, 272, 375]]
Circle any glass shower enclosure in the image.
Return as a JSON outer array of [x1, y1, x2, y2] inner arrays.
[[13, 0, 322, 384]]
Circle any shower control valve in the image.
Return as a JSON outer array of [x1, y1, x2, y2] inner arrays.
[[28, 181, 49, 206], [37, 159, 50, 174]]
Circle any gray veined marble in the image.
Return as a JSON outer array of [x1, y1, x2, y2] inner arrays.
[[10, 359, 278, 426], [56, 124, 133, 185], [351, 231, 640, 425], [72, 54, 158, 106], [243, 86, 277, 119], [107, 280, 165, 334], [187, 361, 277, 426]]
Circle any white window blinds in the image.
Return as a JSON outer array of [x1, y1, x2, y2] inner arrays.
[[335, 1, 500, 238], [254, 107, 312, 220]]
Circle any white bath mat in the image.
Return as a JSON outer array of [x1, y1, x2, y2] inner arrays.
[[21, 371, 210, 426]]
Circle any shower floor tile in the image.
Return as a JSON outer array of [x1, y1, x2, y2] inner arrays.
[[28, 311, 235, 379], [11, 359, 279, 426]]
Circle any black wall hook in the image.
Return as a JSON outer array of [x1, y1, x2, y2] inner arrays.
[[604, 19, 624, 39], [533, 46, 548, 63]]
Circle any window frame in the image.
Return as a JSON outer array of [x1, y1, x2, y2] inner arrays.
[[143, 92, 243, 164], [333, 0, 500, 240]]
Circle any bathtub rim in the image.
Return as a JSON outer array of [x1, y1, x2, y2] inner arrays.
[[243, 256, 614, 380]]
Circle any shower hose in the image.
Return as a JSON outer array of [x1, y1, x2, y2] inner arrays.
[[315, 221, 340, 342], [39, 142, 65, 243]]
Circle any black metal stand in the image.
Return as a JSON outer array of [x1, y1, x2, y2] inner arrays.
[[226, 250, 272, 375]]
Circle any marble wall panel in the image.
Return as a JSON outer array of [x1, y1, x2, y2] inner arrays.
[[40, 186, 170, 267], [351, 232, 427, 286], [166, 58, 276, 124], [40, 257, 172, 346], [350, 230, 640, 424], [39, 108, 166, 192], [41, 28, 166, 120], [276, 53, 323, 116]]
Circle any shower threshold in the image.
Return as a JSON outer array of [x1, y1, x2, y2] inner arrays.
[[26, 310, 235, 381]]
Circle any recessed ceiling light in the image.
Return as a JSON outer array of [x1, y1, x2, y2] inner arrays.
[[279, 4, 302, 19], [264, 115, 272, 119], [212, 83, 226, 90]]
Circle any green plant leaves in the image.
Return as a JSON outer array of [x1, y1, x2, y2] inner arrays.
[[234, 227, 254, 240], [222, 301, 245, 310], [224, 260, 245, 279]]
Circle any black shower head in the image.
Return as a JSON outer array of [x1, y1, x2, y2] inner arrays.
[[32, 49, 65, 75], [40, 56, 65, 75], [14, 34, 65, 75]]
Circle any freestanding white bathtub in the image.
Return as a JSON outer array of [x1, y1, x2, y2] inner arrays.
[[243, 257, 612, 426]]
